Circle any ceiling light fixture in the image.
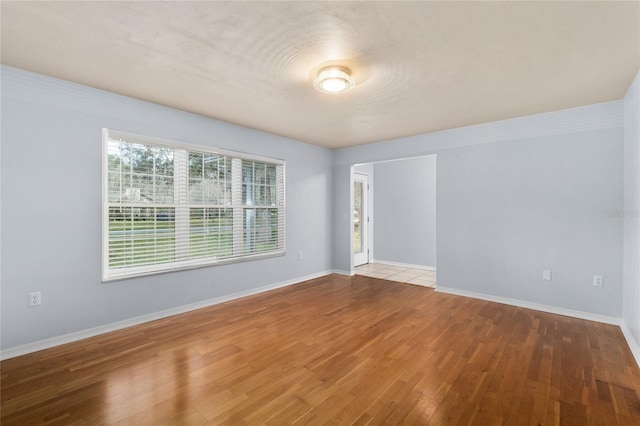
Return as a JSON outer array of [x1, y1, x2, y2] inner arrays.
[[313, 66, 355, 94]]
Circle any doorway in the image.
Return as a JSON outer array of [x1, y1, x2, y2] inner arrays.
[[350, 155, 437, 284], [353, 173, 369, 266]]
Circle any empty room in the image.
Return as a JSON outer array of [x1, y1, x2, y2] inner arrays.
[[2, 1, 640, 424]]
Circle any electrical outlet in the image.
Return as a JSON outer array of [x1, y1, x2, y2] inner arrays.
[[542, 270, 552, 281], [593, 275, 604, 287], [298, 251, 303, 261], [29, 291, 41, 307]]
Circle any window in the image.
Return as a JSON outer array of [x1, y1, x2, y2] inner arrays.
[[102, 129, 285, 281]]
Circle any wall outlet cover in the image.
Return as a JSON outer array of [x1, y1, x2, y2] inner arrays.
[[593, 275, 604, 287], [28, 291, 41, 307]]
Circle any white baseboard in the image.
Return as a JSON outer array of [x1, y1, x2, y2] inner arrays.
[[619, 323, 640, 369], [436, 286, 640, 369], [332, 269, 355, 276], [407, 282, 437, 289], [1, 270, 334, 360], [7, 274, 638, 370], [371, 259, 436, 271], [436, 286, 621, 325]]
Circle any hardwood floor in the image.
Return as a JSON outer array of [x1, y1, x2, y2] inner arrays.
[[2, 274, 640, 425]]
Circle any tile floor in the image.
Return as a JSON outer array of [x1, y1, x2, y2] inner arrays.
[[354, 263, 436, 288]]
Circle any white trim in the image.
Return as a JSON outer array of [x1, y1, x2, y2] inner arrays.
[[4, 273, 638, 370], [620, 323, 640, 369], [436, 286, 620, 325], [435, 286, 640, 368], [105, 128, 285, 165], [102, 129, 286, 281], [0, 270, 333, 360], [353, 172, 370, 267], [332, 269, 355, 276], [406, 282, 437, 289], [371, 259, 437, 271], [101, 129, 110, 281], [104, 252, 287, 282]]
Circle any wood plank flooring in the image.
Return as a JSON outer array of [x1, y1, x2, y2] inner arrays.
[[2, 274, 640, 425]]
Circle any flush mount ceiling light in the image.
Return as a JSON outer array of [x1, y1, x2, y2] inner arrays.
[[313, 66, 355, 94]]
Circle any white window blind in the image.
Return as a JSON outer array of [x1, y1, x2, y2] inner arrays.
[[102, 129, 285, 281]]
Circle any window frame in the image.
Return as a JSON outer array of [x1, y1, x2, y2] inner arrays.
[[102, 129, 286, 282]]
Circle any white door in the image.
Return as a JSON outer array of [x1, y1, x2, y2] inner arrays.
[[353, 173, 369, 266]]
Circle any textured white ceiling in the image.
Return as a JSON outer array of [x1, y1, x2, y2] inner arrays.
[[2, 1, 638, 149]]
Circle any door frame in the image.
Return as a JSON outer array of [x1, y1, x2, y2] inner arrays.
[[353, 172, 370, 267]]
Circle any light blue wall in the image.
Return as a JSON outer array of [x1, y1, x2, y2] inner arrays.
[[332, 162, 352, 274], [437, 129, 622, 315], [0, 66, 334, 350], [354, 164, 374, 175], [373, 156, 436, 267], [1, 64, 635, 353], [624, 71, 640, 343], [334, 101, 625, 316]]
